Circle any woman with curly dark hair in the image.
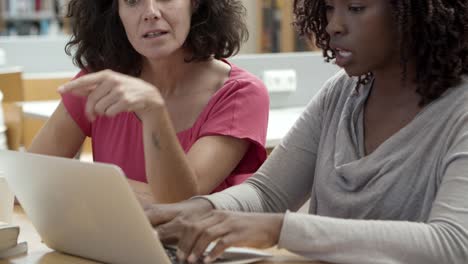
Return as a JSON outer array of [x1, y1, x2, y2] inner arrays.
[[144, 0, 468, 263], [28, 0, 269, 205]]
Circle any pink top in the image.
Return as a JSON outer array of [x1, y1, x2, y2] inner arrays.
[[62, 61, 269, 193]]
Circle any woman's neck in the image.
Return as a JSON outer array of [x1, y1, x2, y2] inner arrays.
[[140, 50, 205, 97], [371, 61, 418, 100]]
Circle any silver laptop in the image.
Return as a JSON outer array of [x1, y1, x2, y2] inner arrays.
[[0, 150, 271, 264]]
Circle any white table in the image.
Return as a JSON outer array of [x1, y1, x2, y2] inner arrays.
[[266, 107, 304, 148], [0, 205, 322, 264], [20, 100, 304, 148], [20, 100, 59, 120]]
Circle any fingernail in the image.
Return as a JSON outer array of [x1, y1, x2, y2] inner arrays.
[[188, 254, 196, 263], [204, 256, 213, 263]]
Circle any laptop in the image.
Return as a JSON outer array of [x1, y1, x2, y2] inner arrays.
[[0, 150, 271, 264]]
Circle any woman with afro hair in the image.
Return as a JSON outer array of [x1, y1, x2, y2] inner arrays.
[[28, 0, 269, 205], [145, 0, 468, 263]]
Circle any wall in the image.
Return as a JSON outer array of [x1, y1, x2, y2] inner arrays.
[[0, 36, 340, 108], [231, 52, 339, 108], [0, 36, 75, 73], [239, 0, 258, 54]]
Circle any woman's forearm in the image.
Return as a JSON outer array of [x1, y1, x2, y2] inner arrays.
[[141, 107, 201, 203]]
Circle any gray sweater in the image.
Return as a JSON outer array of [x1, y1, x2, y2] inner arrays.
[[203, 71, 468, 264]]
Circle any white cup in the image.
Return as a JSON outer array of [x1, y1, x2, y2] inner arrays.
[[0, 173, 14, 223]]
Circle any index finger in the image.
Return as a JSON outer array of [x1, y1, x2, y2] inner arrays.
[[57, 71, 106, 96]]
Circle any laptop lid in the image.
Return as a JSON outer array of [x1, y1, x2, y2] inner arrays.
[[0, 150, 171, 264]]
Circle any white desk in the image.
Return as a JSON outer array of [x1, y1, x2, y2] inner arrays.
[[266, 107, 304, 148], [20, 100, 304, 148], [20, 100, 59, 120]]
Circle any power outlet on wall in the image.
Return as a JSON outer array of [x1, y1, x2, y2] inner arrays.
[[262, 69, 297, 93]]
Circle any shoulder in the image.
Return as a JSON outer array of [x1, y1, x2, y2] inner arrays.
[[62, 70, 88, 99], [322, 70, 358, 97], [219, 62, 269, 103], [73, 69, 89, 80], [436, 77, 468, 136], [438, 76, 468, 117], [311, 70, 360, 110], [434, 77, 468, 166], [448, 76, 468, 105], [226, 63, 267, 91], [61, 70, 88, 112]]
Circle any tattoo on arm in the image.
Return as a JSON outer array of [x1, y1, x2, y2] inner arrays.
[[151, 132, 161, 150]]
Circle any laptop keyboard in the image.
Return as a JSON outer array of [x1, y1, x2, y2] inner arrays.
[[164, 245, 205, 264], [164, 246, 179, 264]]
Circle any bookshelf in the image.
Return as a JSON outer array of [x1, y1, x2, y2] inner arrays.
[[256, 0, 318, 53], [0, 0, 70, 36]]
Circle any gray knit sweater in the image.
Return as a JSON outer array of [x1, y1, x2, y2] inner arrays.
[[202, 71, 468, 264]]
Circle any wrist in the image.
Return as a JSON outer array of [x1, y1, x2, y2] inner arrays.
[[184, 197, 215, 212], [140, 81, 166, 114], [137, 100, 167, 122]]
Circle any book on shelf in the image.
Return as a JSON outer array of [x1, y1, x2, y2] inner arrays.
[[260, 0, 280, 53], [258, 0, 318, 53], [0, 0, 71, 36], [0, 221, 28, 259], [1, 0, 52, 14]]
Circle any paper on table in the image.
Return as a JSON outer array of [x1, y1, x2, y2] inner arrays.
[[0, 174, 14, 224], [164, 244, 273, 264], [208, 244, 273, 264], [0, 241, 28, 259]]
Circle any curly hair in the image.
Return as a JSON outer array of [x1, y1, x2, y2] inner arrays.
[[65, 0, 248, 76], [293, 0, 468, 105]]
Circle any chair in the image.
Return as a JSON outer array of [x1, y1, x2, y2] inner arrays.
[[22, 74, 70, 101], [21, 73, 72, 148]]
